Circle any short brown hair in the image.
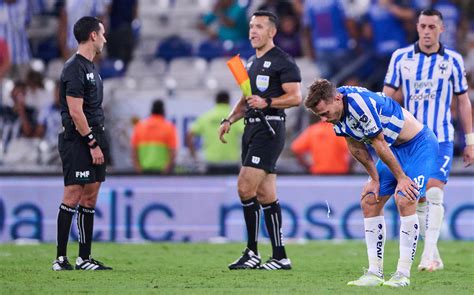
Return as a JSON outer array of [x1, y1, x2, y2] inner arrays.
[[304, 79, 337, 110]]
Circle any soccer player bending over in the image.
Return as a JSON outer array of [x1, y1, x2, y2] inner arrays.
[[305, 79, 438, 287]]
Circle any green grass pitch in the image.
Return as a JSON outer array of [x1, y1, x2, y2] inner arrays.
[[0, 241, 472, 294]]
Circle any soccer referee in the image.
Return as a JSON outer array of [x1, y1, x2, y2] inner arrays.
[[52, 16, 112, 271]]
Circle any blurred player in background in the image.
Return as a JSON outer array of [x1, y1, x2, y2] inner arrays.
[[383, 8, 474, 272], [219, 11, 302, 270], [305, 80, 438, 287]]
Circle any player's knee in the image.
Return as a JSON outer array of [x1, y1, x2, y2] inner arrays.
[[426, 187, 444, 205], [360, 195, 378, 215]]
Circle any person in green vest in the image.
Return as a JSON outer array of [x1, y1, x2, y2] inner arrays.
[[186, 91, 244, 174]]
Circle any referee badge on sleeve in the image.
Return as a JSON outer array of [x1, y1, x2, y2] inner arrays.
[[256, 75, 269, 92]]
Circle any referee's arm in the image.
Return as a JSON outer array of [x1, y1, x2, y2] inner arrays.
[[66, 96, 104, 165], [268, 82, 302, 109], [66, 96, 93, 136]]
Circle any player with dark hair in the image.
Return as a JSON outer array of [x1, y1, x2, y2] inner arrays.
[[219, 10, 302, 270], [383, 8, 474, 271], [52, 16, 112, 271]]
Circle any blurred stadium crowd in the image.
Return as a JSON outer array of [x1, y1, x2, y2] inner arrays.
[[0, 0, 473, 175]]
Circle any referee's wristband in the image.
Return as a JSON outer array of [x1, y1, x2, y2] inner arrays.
[[220, 118, 231, 125], [466, 133, 474, 146], [82, 131, 95, 145]]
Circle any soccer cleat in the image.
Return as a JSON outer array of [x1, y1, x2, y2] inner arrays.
[[383, 272, 410, 287], [75, 256, 112, 270], [52, 256, 73, 271], [228, 248, 261, 270], [347, 271, 384, 286], [259, 258, 292, 270]]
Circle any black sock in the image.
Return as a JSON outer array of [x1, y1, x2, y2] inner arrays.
[[242, 197, 261, 254], [56, 203, 76, 258], [77, 205, 95, 260], [263, 200, 287, 260]]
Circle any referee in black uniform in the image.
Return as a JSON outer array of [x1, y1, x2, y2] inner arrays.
[[52, 16, 112, 271], [219, 11, 302, 270]]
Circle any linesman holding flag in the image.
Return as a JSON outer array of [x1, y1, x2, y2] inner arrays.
[[219, 10, 302, 270]]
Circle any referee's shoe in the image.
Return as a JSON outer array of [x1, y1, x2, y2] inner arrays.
[[75, 256, 112, 270], [228, 248, 261, 270], [52, 256, 73, 271], [259, 257, 292, 270]]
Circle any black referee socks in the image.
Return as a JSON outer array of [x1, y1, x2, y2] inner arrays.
[[56, 203, 76, 258], [77, 205, 95, 260], [242, 197, 261, 254], [262, 200, 287, 260]]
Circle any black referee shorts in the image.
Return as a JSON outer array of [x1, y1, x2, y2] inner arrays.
[[241, 117, 285, 173], [58, 126, 109, 186]]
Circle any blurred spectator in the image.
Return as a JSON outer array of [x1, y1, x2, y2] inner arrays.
[[35, 80, 61, 165], [25, 69, 52, 111], [274, 14, 302, 58], [0, 37, 10, 105], [186, 91, 244, 174], [432, 0, 467, 51], [130, 99, 177, 174], [198, 0, 248, 43], [35, 80, 61, 143], [58, 0, 110, 60], [257, 0, 297, 18], [0, 81, 38, 156], [0, 0, 33, 80], [301, 0, 359, 80], [291, 114, 351, 174], [361, 0, 416, 90], [107, 0, 138, 66]]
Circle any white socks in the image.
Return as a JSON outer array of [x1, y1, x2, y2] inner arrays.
[[364, 216, 386, 277], [416, 201, 428, 239], [397, 214, 419, 277], [422, 187, 444, 261]]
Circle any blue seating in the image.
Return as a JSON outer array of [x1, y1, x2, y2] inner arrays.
[[155, 35, 193, 62], [197, 39, 225, 61], [99, 59, 125, 79]]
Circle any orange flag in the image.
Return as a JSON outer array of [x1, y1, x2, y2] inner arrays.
[[226, 55, 252, 96]]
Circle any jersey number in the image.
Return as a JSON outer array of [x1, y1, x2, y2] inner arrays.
[[440, 155, 450, 177]]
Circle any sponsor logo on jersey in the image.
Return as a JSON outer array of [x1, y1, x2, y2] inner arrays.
[[263, 61, 271, 68], [256, 75, 269, 92]]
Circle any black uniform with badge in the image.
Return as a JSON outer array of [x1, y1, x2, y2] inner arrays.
[[58, 53, 108, 186], [242, 46, 301, 173]]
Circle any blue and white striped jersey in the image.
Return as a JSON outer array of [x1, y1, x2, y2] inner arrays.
[[384, 43, 468, 142], [334, 86, 405, 146], [0, 0, 31, 65]]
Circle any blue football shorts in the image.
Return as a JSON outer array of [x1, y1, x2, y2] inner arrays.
[[377, 126, 439, 199]]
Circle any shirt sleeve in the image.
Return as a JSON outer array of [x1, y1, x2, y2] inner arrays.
[[384, 50, 402, 90], [64, 63, 85, 98], [279, 59, 302, 84], [349, 93, 383, 138], [451, 53, 468, 95]]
